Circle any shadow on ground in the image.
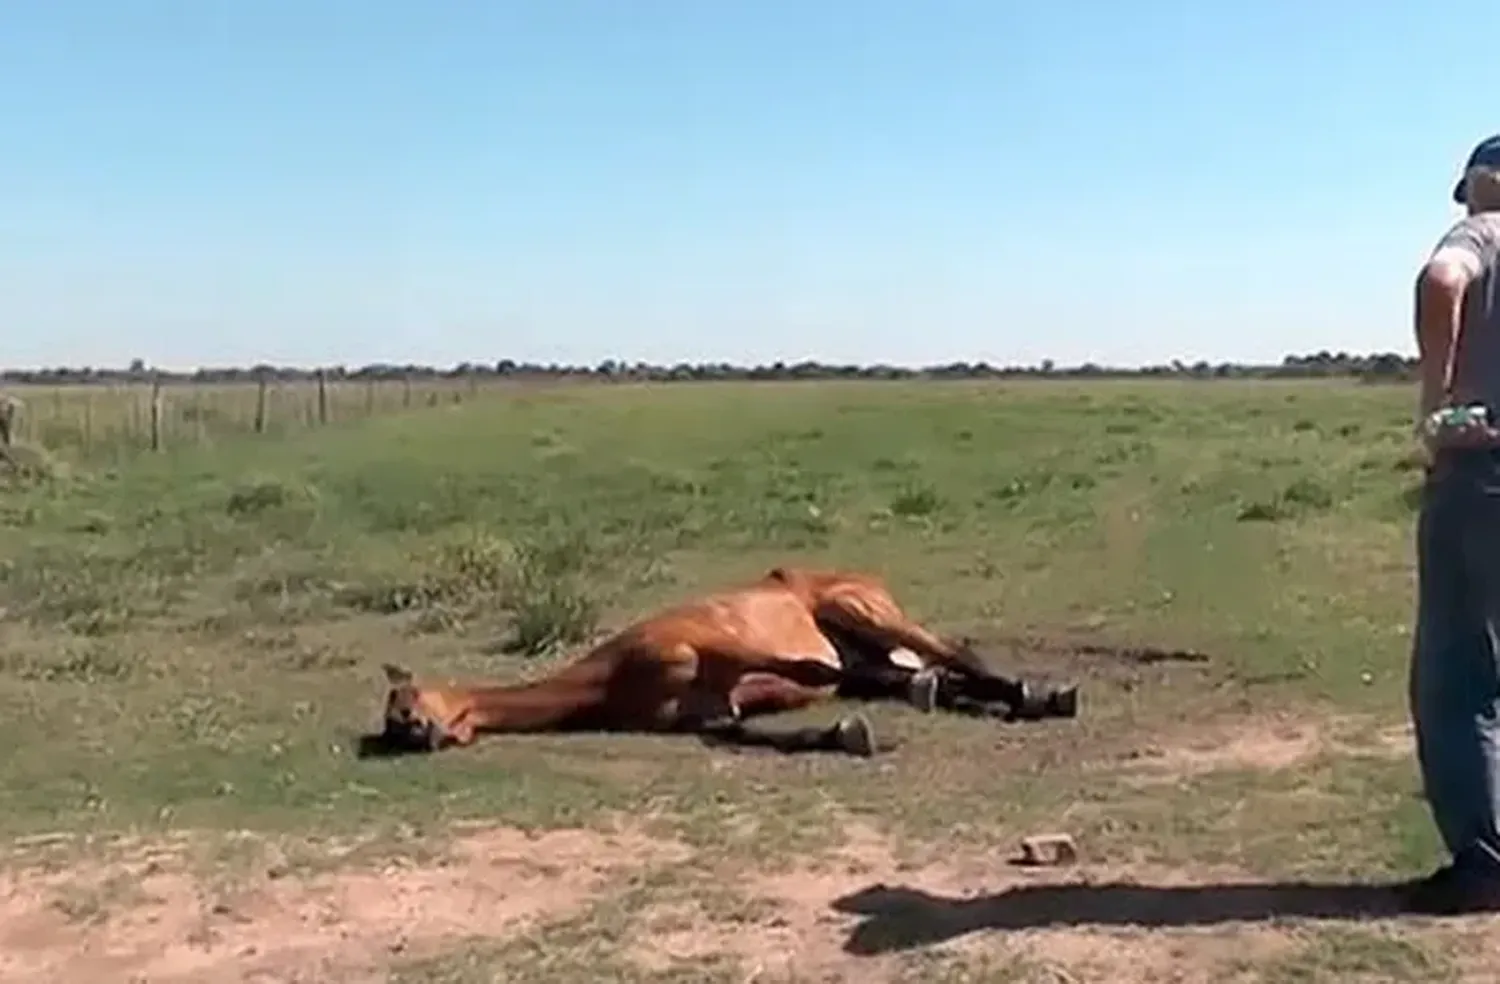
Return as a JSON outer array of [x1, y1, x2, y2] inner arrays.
[[831, 878, 1415, 956]]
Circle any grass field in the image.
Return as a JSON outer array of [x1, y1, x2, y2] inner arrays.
[[0, 377, 1483, 983]]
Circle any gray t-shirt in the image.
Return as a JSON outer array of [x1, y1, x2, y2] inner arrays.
[[1433, 212, 1500, 409]]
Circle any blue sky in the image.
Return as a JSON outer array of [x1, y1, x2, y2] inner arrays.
[[0, 1, 1494, 370]]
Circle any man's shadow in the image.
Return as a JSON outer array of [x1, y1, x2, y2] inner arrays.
[[831, 877, 1420, 956]]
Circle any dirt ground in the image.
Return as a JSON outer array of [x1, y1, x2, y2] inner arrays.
[[1, 714, 1487, 984], [0, 825, 687, 983]]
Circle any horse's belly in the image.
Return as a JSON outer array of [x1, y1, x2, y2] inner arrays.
[[732, 624, 841, 670]]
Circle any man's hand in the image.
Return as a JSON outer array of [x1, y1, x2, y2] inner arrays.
[[1417, 407, 1500, 462]]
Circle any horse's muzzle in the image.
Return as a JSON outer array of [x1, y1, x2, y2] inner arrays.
[[380, 718, 442, 753]]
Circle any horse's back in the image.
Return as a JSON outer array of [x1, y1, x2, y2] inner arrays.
[[624, 581, 839, 668]]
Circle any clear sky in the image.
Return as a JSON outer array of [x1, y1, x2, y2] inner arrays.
[[1, 1, 1495, 371]]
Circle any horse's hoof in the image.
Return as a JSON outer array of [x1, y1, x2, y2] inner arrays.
[[907, 669, 939, 713], [1009, 682, 1080, 721], [1048, 685, 1080, 719], [835, 715, 877, 757]]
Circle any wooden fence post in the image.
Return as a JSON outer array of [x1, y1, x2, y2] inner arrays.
[[254, 374, 268, 434], [316, 369, 329, 425], [82, 392, 94, 455], [0, 394, 19, 447], [149, 377, 164, 452]]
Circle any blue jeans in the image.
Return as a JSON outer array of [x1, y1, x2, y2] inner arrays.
[[1411, 450, 1500, 871]]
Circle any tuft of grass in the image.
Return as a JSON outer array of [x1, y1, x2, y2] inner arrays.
[[889, 483, 943, 518], [498, 528, 601, 656], [1237, 476, 1338, 522], [333, 526, 602, 654], [225, 475, 309, 516]]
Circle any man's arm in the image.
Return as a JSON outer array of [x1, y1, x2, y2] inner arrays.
[[1414, 228, 1484, 420]]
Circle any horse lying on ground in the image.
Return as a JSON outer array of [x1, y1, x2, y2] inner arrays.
[[364, 566, 1080, 759]]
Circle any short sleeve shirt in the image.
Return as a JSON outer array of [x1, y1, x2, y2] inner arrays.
[[1434, 213, 1500, 408]]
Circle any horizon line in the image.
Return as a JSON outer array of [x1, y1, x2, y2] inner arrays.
[[1, 350, 1418, 379]]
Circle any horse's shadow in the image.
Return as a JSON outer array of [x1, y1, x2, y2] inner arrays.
[[353, 725, 904, 760], [830, 878, 1424, 956]]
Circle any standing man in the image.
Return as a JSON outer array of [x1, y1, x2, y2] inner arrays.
[[1406, 134, 1500, 913]]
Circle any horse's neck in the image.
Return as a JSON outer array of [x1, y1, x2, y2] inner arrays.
[[452, 656, 608, 732], [457, 680, 555, 730]]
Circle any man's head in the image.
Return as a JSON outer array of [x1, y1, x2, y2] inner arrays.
[[1453, 135, 1500, 214]]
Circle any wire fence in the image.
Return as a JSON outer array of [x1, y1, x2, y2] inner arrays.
[[0, 374, 491, 465]]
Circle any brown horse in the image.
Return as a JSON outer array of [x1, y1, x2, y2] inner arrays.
[[366, 566, 1078, 759]]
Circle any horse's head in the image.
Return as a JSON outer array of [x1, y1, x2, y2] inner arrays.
[[376, 663, 450, 754]]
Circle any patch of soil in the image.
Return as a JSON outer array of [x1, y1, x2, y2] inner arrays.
[[1007, 927, 1293, 984], [623, 821, 1486, 984], [0, 824, 687, 984], [743, 840, 1303, 982], [961, 628, 1219, 703], [980, 630, 1213, 668], [1445, 920, 1500, 983], [628, 821, 913, 981], [1360, 721, 1415, 760], [1120, 717, 1324, 780], [1111, 713, 1421, 786]]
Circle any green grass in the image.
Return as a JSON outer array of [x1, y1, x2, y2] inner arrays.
[[0, 378, 1460, 982]]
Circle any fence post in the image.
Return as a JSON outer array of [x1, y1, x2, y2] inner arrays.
[[316, 369, 329, 426], [149, 376, 164, 452], [82, 392, 94, 456], [0, 394, 18, 447], [254, 374, 268, 434]]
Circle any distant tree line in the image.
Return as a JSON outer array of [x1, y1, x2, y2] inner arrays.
[[0, 350, 1417, 386]]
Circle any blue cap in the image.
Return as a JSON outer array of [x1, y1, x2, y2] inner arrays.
[[1455, 135, 1500, 203]]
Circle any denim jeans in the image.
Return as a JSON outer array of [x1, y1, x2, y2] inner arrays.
[[1411, 449, 1500, 870]]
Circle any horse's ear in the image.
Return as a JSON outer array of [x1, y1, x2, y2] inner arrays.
[[382, 663, 413, 686]]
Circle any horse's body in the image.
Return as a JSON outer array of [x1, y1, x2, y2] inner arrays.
[[373, 566, 1077, 758]]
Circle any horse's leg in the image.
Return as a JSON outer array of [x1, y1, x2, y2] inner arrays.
[[702, 714, 882, 756], [814, 590, 1078, 720], [687, 661, 882, 757], [820, 624, 938, 712], [834, 662, 912, 700], [731, 672, 830, 717], [812, 586, 971, 671], [831, 648, 1017, 715], [692, 645, 845, 701], [833, 655, 950, 714], [915, 664, 1079, 720]]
